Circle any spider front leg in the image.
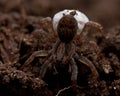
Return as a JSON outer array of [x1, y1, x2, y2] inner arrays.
[[82, 21, 104, 37], [62, 42, 76, 64], [21, 50, 49, 68], [22, 39, 60, 67], [51, 39, 61, 55], [75, 53, 99, 80], [39, 39, 61, 78], [69, 58, 78, 87], [39, 55, 56, 78]]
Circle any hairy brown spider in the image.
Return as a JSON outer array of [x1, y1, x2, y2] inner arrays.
[[22, 9, 104, 87]]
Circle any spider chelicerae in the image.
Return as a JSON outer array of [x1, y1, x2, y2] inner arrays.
[[22, 9, 104, 87]]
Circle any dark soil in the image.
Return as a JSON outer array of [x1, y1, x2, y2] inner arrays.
[[0, 0, 120, 96]]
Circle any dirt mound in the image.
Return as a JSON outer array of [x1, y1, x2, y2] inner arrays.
[[0, 0, 120, 96]]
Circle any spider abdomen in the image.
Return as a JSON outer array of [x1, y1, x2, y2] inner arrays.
[[57, 15, 78, 43]]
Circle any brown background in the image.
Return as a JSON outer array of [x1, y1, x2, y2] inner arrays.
[[0, 0, 120, 29]]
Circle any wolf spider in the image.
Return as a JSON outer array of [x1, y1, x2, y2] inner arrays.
[[22, 10, 104, 87]]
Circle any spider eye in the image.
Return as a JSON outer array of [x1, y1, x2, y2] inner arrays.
[[57, 15, 78, 43]]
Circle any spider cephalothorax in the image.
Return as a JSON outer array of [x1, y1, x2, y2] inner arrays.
[[57, 15, 78, 43], [22, 9, 104, 87]]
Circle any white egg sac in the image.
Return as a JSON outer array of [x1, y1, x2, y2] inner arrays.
[[53, 9, 89, 35]]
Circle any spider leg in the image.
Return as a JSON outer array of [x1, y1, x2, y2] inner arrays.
[[56, 43, 65, 62], [82, 21, 104, 37], [39, 39, 61, 78], [39, 55, 55, 78], [22, 39, 61, 67], [69, 58, 78, 87], [21, 50, 49, 68], [75, 53, 99, 79], [52, 39, 61, 54], [62, 42, 75, 64]]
